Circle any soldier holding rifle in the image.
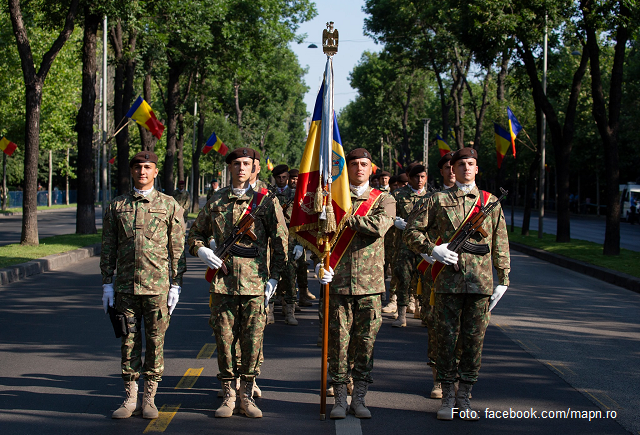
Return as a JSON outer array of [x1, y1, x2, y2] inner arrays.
[[404, 147, 510, 421], [188, 147, 288, 419]]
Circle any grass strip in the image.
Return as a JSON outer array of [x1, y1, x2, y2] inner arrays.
[[0, 204, 77, 214], [0, 231, 102, 269], [509, 228, 640, 279]]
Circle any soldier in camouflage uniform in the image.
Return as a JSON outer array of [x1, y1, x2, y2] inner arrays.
[[188, 147, 288, 419], [390, 165, 428, 327], [101, 151, 186, 420], [172, 180, 191, 217], [272, 164, 300, 325], [288, 169, 315, 306], [207, 179, 220, 202], [318, 148, 395, 420], [403, 147, 510, 421]]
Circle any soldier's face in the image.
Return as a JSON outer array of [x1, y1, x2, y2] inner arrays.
[[230, 157, 254, 184], [288, 176, 298, 188], [249, 160, 261, 183], [409, 172, 427, 191], [348, 158, 371, 186], [275, 173, 289, 188], [371, 178, 380, 188], [454, 158, 478, 184], [440, 161, 456, 187], [131, 162, 158, 190], [380, 175, 390, 186]]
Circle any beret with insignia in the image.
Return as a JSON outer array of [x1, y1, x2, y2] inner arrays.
[[438, 151, 455, 169], [450, 147, 477, 165], [129, 151, 158, 167], [225, 147, 258, 164], [346, 148, 372, 162]]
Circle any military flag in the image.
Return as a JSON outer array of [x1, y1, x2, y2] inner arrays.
[[494, 123, 512, 168], [203, 132, 228, 156], [372, 163, 378, 174], [0, 137, 17, 157], [436, 135, 451, 157], [289, 60, 351, 265], [266, 156, 274, 171], [507, 106, 522, 158], [126, 96, 165, 140], [108, 156, 115, 164]]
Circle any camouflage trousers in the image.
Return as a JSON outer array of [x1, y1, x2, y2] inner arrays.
[[328, 294, 382, 384], [296, 248, 308, 290], [117, 293, 170, 382], [435, 293, 490, 384], [278, 244, 298, 305], [393, 248, 420, 306], [210, 293, 266, 381]]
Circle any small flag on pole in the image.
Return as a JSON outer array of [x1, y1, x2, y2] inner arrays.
[[108, 156, 115, 164], [0, 137, 17, 156], [507, 106, 522, 158], [393, 158, 402, 169], [436, 135, 451, 157], [494, 123, 512, 168], [203, 132, 228, 156], [266, 156, 274, 171], [372, 163, 378, 174], [126, 96, 165, 140]]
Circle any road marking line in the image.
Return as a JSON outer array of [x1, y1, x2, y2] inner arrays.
[[545, 362, 564, 375], [335, 415, 362, 435], [175, 368, 204, 389], [556, 362, 576, 376], [517, 339, 539, 352], [143, 404, 180, 433], [584, 390, 610, 410], [196, 343, 217, 359], [601, 393, 623, 410]]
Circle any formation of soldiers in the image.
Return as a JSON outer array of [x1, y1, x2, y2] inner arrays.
[[100, 144, 510, 422]]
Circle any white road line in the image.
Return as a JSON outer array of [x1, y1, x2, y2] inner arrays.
[[335, 415, 362, 435]]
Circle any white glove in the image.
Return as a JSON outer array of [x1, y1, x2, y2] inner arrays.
[[197, 246, 223, 269], [394, 217, 407, 230], [102, 283, 114, 314], [489, 285, 508, 312], [293, 245, 304, 260], [420, 253, 435, 264], [209, 239, 217, 251], [431, 243, 458, 266], [167, 285, 181, 315], [315, 263, 334, 284], [264, 278, 278, 305]]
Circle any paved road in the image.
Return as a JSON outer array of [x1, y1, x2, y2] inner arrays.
[[0, 251, 635, 434], [0, 209, 103, 247], [505, 209, 640, 252]]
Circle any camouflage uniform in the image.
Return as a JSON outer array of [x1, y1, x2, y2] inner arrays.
[[392, 185, 426, 307], [100, 189, 186, 382], [328, 186, 395, 384], [188, 186, 288, 381], [275, 185, 298, 304], [403, 185, 510, 384], [172, 189, 191, 218]]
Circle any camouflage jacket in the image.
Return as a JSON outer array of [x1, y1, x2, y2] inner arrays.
[[274, 185, 295, 224], [100, 189, 186, 295], [330, 186, 396, 296], [188, 186, 289, 296], [403, 185, 510, 295], [392, 185, 427, 253], [172, 189, 191, 217]]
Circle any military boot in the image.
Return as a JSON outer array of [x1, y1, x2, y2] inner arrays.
[[237, 379, 262, 418], [349, 381, 372, 419], [281, 298, 287, 316], [142, 379, 159, 419], [381, 294, 397, 314], [413, 299, 421, 319], [267, 302, 275, 324], [329, 384, 348, 419], [326, 384, 334, 396], [406, 296, 416, 314], [298, 289, 313, 307], [430, 367, 442, 399], [392, 306, 407, 327], [436, 383, 456, 420], [284, 303, 298, 326], [215, 380, 236, 418], [112, 380, 141, 419], [302, 287, 316, 300], [252, 380, 262, 398], [456, 382, 479, 420]]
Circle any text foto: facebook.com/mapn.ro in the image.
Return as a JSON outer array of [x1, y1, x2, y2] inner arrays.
[[447, 408, 617, 421]]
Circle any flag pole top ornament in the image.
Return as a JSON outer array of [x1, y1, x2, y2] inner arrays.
[[322, 22, 339, 56]]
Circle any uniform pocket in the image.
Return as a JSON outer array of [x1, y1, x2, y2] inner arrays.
[[117, 209, 135, 238], [145, 210, 168, 242]]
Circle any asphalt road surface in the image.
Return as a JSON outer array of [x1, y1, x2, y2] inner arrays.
[[505, 209, 640, 252], [0, 250, 636, 434], [0, 209, 103, 247]]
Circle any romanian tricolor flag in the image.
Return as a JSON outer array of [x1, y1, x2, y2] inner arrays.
[[289, 60, 351, 265], [436, 135, 451, 157], [126, 96, 165, 140], [507, 106, 522, 158], [0, 137, 17, 157], [203, 132, 228, 156], [266, 156, 274, 171], [393, 158, 402, 169], [494, 123, 512, 168]]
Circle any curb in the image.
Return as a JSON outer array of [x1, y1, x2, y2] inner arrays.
[[0, 243, 101, 286], [510, 242, 640, 294], [0, 205, 102, 217]]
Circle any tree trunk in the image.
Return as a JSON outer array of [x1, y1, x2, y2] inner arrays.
[[8, 0, 80, 245], [234, 79, 243, 130], [522, 106, 543, 236], [177, 113, 185, 182], [432, 62, 451, 145], [400, 82, 412, 164], [162, 63, 182, 195], [75, 7, 100, 234], [496, 49, 510, 101], [192, 87, 206, 214], [139, 71, 156, 151]]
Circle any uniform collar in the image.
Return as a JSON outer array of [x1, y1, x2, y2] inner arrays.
[[350, 184, 372, 200], [132, 187, 157, 201], [451, 184, 480, 198]]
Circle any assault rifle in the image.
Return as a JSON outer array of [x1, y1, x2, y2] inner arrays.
[[205, 190, 277, 282], [447, 187, 508, 257]]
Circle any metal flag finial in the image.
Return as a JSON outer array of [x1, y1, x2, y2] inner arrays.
[[322, 21, 339, 56]]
